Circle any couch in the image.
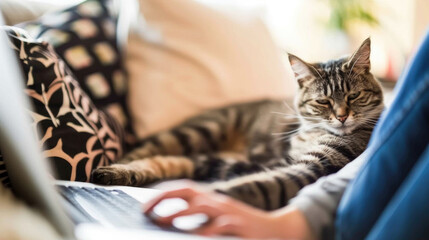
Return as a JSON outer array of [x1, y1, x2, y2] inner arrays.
[[0, 0, 296, 185]]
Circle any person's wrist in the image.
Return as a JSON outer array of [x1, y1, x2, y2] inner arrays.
[[269, 206, 316, 240]]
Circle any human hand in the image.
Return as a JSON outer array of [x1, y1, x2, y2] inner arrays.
[[143, 181, 313, 239]]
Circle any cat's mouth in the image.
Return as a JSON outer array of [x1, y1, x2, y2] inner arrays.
[[326, 124, 356, 135], [338, 125, 354, 132]]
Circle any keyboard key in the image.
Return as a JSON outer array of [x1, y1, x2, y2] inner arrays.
[[58, 185, 161, 230]]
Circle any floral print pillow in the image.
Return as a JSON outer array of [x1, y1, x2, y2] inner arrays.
[[0, 26, 124, 182], [20, 0, 136, 148]]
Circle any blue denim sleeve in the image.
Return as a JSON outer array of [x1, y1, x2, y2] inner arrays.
[[335, 29, 429, 240], [290, 29, 429, 240], [366, 145, 429, 240]]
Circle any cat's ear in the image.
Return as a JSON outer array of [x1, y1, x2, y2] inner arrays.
[[288, 54, 315, 88], [343, 38, 371, 73]]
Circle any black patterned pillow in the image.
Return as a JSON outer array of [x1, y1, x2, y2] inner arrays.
[[20, 0, 136, 147], [0, 26, 124, 182]]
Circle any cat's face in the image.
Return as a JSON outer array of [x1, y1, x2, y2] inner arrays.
[[289, 38, 384, 135]]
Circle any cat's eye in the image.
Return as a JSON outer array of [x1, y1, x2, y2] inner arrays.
[[348, 92, 361, 100], [316, 99, 330, 105]]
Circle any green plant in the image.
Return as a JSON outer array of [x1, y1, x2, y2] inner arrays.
[[327, 0, 379, 31]]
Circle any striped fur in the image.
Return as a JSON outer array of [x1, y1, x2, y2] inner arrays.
[[92, 38, 384, 210]]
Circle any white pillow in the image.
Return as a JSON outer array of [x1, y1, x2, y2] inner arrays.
[[127, 0, 295, 138]]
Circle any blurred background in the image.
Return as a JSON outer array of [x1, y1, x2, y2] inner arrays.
[[0, 1, 428, 238], [2, 0, 428, 133], [11, 0, 426, 123], [197, 0, 429, 82], [16, 0, 429, 82]]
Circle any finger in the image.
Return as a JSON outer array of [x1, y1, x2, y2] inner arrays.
[[195, 215, 243, 237], [143, 187, 198, 214], [156, 201, 222, 224]]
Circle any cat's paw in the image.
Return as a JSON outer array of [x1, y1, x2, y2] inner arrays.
[[119, 145, 159, 163], [91, 164, 137, 186]]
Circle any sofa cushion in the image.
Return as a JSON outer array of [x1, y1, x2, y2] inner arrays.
[[0, 26, 125, 182], [127, 0, 294, 138], [19, 0, 136, 146], [0, 0, 76, 26]]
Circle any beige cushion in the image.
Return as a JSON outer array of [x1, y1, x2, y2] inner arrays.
[[0, 1, 77, 25], [127, 0, 294, 138]]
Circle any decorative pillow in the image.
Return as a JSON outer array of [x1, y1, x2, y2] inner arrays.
[[127, 0, 294, 138], [0, 26, 124, 182], [19, 0, 135, 146]]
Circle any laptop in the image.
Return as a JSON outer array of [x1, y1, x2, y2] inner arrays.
[[0, 11, 236, 240]]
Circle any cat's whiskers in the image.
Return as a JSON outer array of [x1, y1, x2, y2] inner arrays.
[[282, 100, 297, 113], [361, 119, 379, 125], [272, 122, 325, 142], [354, 117, 380, 129], [275, 126, 324, 142], [299, 117, 329, 122], [272, 131, 300, 136], [359, 119, 379, 125], [272, 126, 320, 137], [276, 121, 302, 126], [271, 112, 328, 122]]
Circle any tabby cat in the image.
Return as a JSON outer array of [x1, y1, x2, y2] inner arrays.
[[91, 38, 383, 210]]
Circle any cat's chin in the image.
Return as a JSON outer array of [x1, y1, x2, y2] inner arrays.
[[325, 125, 356, 136]]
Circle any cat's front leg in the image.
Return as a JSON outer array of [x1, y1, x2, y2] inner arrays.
[[211, 175, 284, 210], [91, 156, 195, 186], [91, 163, 141, 186], [210, 164, 321, 210], [118, 140, 160, 163]]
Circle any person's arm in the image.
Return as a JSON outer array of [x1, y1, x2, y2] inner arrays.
[[143, 181, 314, 239], [143, 151, 368, 239], [287, 150, 369, 239]]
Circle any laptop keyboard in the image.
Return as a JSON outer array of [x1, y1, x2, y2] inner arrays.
[[58, 185, 162, 230]]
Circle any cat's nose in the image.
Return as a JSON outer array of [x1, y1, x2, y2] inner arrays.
[[336, 115, 348, 124]]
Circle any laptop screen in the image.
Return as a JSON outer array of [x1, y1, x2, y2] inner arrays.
[[0, 12, 75, 239]]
